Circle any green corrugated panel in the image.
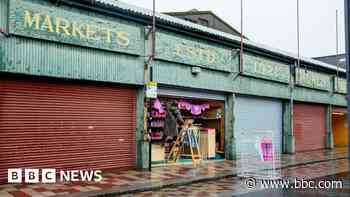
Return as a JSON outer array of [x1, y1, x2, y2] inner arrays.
[[0, 0, 8, 29], [231, 75, 346, 106], [10, 0, 144, 56], [232, 76, 291, 99], [0, 36, 144, 85], [293, 86, 346, 106], [152, 60, 233, 92]]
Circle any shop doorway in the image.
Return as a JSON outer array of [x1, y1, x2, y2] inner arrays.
[[148, 96, 225, 166], [332, 107, 348, 147]]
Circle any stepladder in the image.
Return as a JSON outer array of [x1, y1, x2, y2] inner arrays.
[[166, 120, 201, 165]]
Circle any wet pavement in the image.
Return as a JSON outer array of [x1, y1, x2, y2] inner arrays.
[[235, 172, 350, 197], [0, 148, 347, 197], [123, 159, 349, 197]]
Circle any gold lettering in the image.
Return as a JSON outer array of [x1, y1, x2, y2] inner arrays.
[[198, 48, 205, 61], [187, 46, 196, 58], [86, 25, 100, 40], [55, 17, 71, 36], [72, 22, 85, 38], [175, 45, 182, 57], [207, 50, 216, 64], [41, 15, 54, 32], [104, 28, 112, 43], [24, 10, 41, 30], [116, 31, 129, 46]]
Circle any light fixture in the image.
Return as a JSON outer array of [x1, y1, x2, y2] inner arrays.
[[191, 66, 201, 75]]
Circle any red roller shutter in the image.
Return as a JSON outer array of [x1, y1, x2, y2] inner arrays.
[[0, 77, 136, 182], [293, 102, 326, 152]]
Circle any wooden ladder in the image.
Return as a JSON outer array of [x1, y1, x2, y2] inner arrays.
[[167, 121, 201, 164]]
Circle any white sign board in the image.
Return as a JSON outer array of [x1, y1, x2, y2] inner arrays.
[[145, 82, 158, 98]]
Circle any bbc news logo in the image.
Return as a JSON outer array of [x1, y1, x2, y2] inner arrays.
[[8, 169, 103, 183]]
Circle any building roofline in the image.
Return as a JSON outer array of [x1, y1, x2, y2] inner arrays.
[[51, 0, 346, 75], [314, 53, 347, 59], [163, 10, 243, 36]]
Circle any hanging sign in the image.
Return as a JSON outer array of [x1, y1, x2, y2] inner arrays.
[[295, 68, 331, 91], [334, 77, 347, 94], [155, 31, 234, 72], [145, 81, 158, 98], [243, 53, 290, 83]]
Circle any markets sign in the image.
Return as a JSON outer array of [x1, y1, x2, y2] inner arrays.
[[243, 53, 290, 83], [334, 77, 347, 94], [9, 0, 142, 55], [155, 31, 234, 72], [296, 68, 331, 91]]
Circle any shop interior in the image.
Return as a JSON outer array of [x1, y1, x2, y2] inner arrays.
[[332, 110, 348, 147], [147, 96, 225, 166]]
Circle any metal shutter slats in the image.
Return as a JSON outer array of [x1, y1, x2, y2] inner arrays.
[[0, 78, 136, 182], [294, 103, 326, 152]]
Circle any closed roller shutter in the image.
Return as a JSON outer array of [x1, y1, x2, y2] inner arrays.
[[294, 102, 326, 152], [234, 96, 283, 156], [0, 78, 136, 182]]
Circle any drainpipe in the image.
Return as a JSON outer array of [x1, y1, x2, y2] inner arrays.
[[344, 0, 350, 164]]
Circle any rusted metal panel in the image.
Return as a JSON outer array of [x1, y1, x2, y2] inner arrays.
[[293, 102, 326, 152], [0, 77, 136, 182]]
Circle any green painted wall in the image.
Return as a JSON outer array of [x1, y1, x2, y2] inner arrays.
[[283, 101, 295, 153], [152, 60, 235, 92], [231, 75, 346, 106], [326, 104, 334, 149], [334, 77, 347, 94], [0, 36, 145, 85], [0, 0, 8, 29], [243, 53, 290, 83], [233, 76, 291, 99], [225, 93, 236, 160], [136, 87, 145, 168], [155, 30, 234, 72], [296, 68, 332, 91], [294, 86, 346, 106], [9, 0, 144, 55]]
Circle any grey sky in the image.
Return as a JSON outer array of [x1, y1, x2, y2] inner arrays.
[[124, 0, 345, 58]]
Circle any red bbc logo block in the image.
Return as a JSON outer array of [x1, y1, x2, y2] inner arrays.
[[8, 169, 56, 183]]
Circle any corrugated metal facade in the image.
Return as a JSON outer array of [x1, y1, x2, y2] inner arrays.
[[153, 60, 234, 92], [234, 96, 283, 155], [0, 0, 7, 29], [0, 37, 144, 85], [0, 77, 136, 182], [294, 103, 326, 152]]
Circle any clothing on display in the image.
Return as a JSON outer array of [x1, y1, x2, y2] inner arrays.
[[178, 100, 210, 115], [149, 97, 225, 165]]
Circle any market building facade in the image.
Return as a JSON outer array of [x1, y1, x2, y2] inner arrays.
[[0, 0, 347, 182]]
